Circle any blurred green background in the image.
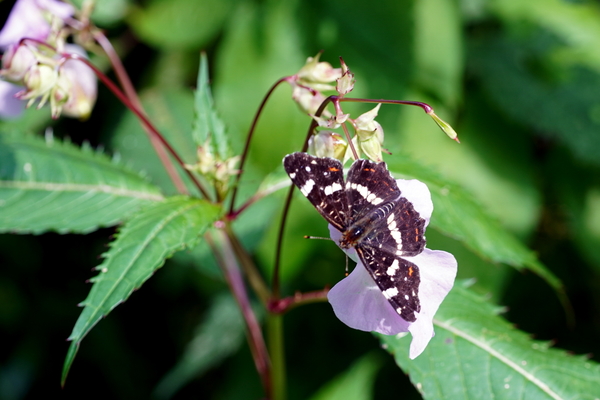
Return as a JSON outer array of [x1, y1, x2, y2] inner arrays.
[[2, 0, 600, 398]]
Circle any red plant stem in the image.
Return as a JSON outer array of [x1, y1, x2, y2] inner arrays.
[[21, 37, 203, 197], [339, 97, 434, 113], [206, 230, 272, 398], [91, 32, 190, 195], [62, 52, 212, 200], [268, 289, 329, 314], [227, 77, 289, 217], [270, 97, 329, 299]]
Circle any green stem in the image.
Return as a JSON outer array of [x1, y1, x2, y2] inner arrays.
[[268, 313, 286, 400]]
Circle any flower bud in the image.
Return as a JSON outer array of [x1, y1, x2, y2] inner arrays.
[[186, 140, 240, 200], [359, 134, 383, 162], [58, 45, 97, 119], [292, 85, 332, 117], [336, 57, 355, 96], [1, 44, 37, 82], [353, 104, 384, 161], [354, 104, 382, 137], [22, 63, 58, 106], [309, 130, 347, 159], [427, 110, 460, 142], [297, 53, 342, 89]]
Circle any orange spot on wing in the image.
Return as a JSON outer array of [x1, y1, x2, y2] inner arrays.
[[408, 266, 414, 276], [329, 167, 340, 172]]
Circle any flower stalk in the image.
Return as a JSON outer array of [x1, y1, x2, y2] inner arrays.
[[206, 229, 272, 398], [59, 51, 212, 200]]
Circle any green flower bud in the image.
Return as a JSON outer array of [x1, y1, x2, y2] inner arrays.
[[297, 53, 342, 89], [0, 44, 37, 82], [309, 130, 347, 159], [336, 58, 355, 96]]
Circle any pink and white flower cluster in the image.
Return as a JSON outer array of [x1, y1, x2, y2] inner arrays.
[[0, 0, 97, 119]]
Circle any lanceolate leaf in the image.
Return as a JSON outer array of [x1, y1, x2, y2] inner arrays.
[[389, 155, 562, 291], [379, 283, 600, 399], [62, 196, 222, 384], [0, 132, 164, 234], [193, 53, 229, 158]]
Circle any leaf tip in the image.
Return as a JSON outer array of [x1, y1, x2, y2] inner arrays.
[[61, 340, 80, 387]]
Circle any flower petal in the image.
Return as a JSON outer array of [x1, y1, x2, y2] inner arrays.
[[327, 261, 411, 334], [0, 81, 25, 118], [60, 44, 97, 118], [0, 0, 73, 49], [404, 248, 457, 358], [396, 178, 433, 226], [327, 248, 457, 358]]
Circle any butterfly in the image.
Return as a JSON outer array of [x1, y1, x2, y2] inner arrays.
[[283, 152, 426, 322]]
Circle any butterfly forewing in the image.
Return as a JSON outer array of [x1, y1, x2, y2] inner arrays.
[[345, 159, 401, 222], [283, 153, 349, 232], [345, 159, 426, 257]]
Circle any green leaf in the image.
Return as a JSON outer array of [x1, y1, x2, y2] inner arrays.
[[128, 0, 234, 50], [379, 282, 600, 399], [153, 293, 246, 399], [491, 0, 600, 73], [108, 88, 200, 196], [469, 30, 600, 166], [0, 132, 163, 234], [62, 196, 222, 384], [308, 352, 383, 400], [192, 53, 229, 158], [389, 155, 563, 292]]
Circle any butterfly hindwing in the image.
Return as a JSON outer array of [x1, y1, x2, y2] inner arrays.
[[283, 153, 349, 232], [356, 246, 421, 322]]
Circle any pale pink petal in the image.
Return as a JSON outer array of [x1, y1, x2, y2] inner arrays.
[[404, 249, 457, 358], [0, 0, 74, 48], [0, 81, 25, 118], [327, 261, 411, 334], [396, 178, 433, 227], [327, 249, 456, 358], [35, 0, 75, 19], [60, 44, 97, 118]]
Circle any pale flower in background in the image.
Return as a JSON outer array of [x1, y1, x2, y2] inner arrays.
[[0, 0, 96, 119]]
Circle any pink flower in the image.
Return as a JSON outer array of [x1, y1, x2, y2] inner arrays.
[[0, 0, 74, 49], [56, 44, 97, 119], [0, 1, 96, 119], [327, 179, 457, 359]]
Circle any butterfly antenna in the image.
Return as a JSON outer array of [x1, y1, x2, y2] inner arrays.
[[303, 235, 332, 241]]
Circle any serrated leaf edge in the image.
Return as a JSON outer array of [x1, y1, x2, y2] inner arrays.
[[68, 199, 211, 342], [434, 318, 563, 400]]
